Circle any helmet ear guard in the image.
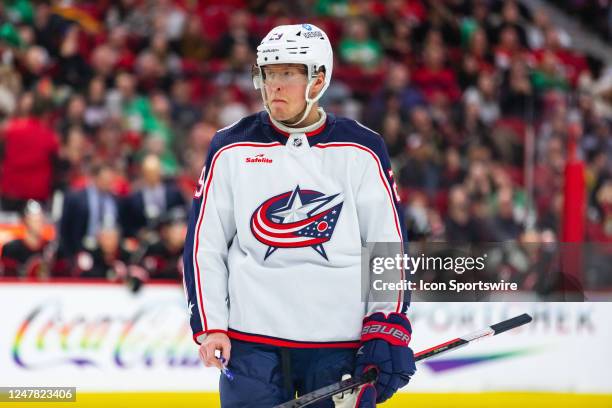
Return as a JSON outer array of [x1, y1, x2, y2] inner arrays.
[[251, 64, 262, 90]]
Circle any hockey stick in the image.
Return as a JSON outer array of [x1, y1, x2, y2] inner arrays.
[[273, 313, 533, 408]]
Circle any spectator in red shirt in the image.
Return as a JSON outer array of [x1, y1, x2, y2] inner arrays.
[[412, 43, 461, 104], [0, 93, 59, 212]]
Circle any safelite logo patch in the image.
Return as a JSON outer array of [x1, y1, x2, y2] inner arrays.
[[245, 154, 273, 164]]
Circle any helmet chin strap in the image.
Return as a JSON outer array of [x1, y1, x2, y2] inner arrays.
[[261, 78, 326, 134], [281, 81, 316, 127]]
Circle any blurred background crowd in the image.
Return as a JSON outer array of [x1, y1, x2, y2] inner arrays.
[[0, 0, 610, 289]]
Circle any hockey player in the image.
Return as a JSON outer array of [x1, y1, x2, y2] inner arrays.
[[183, 23, 415, 407]]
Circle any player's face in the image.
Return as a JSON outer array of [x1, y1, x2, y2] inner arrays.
[[98, 228, 119, 254], [163, 222, 187, 250], [262, 64, 308, 122], [25, 212, 44, 237]]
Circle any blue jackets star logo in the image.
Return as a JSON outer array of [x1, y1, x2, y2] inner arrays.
[[250, 186, 344, 260]]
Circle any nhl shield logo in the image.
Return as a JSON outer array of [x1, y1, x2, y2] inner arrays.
[[250, 186, 343, 260]]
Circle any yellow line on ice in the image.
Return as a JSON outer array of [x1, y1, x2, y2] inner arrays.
[[11, 392, 612, 407]]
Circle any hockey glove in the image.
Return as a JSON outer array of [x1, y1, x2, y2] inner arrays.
[[354, 312, 416, 403], [332, 375, 376, 408]]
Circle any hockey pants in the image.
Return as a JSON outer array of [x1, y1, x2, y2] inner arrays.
[[219, 339, 356, 407]]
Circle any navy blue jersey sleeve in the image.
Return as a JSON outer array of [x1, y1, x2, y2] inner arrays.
[[182, 133, 236, 344]]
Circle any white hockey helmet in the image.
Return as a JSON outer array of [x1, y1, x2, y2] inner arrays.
[[253, 23, 333, 126]]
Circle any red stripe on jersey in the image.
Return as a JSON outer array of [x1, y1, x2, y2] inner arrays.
[[227, 329, 360, 349], [191, 329, 229, 345]]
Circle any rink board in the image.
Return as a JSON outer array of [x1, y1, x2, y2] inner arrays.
[[11, 392, 612, 408], [1, 282, 612, 398]]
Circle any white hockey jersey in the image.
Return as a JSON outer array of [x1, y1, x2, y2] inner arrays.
[[183, 111, 408, 348]]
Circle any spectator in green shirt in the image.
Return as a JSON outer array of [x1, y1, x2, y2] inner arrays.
[[339, 18, 383, 70]]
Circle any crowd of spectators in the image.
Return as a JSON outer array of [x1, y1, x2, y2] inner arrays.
[[0, 0, 610, 287]]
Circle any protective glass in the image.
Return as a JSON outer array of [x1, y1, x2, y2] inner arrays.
[[261, 67, 308, 87]]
